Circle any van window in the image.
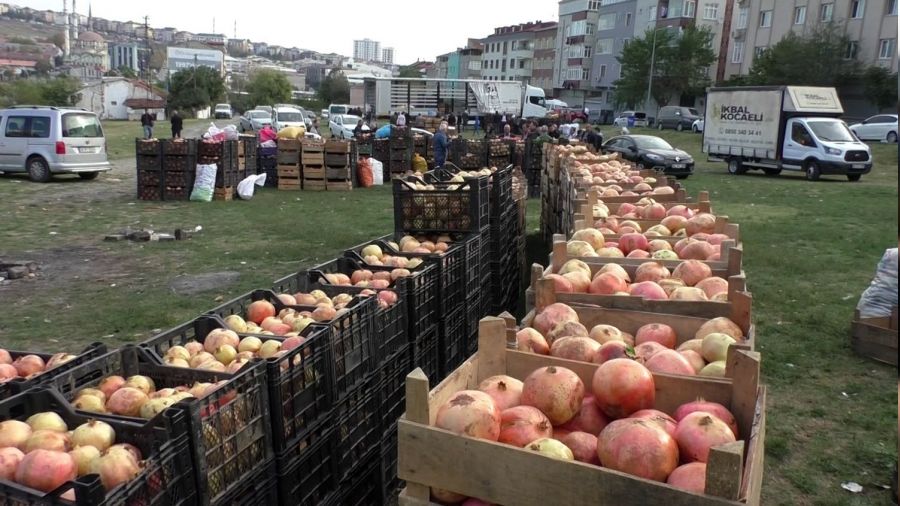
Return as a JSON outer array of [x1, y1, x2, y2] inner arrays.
[[687, 108, 700, 117], [62, 113, 103, 138], [330, 105, 348, 115], [30, 117, 50, 138], [791, 123, 815, 147], [528, 96, 545, 106], [633, 112, 646, 119], [5, 116, 29, 137]]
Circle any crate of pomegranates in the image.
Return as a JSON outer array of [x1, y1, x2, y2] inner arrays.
[[0, 386, 195, 505], [1, 342, 107, 400], [397, 317, 766, 506]]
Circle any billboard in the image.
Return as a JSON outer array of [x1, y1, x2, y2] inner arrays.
[[166, 47, 224, 75]]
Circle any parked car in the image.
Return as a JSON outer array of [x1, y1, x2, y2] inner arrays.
[[329, 114, 361, 139], [0, 106, 111, 182], [272, 106, 308, 132], [239, 110, 272, 132], [656, 106, 701, 131], [849, 114, 898, 143], [692, 119, 704, 133], [214, 103, 233, 119], [601, 134, 693, 178], [320, 108, 329, 119], [255, 105, 273, 117], [612, 111, 648, 128]]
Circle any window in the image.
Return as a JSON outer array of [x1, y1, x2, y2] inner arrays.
[[596, 38, 614, 54], [820, 3, 833, 21], [736, 7, 748, 28], [586, 23, 595, 35], [850, 0, 865, 18], [732, 41, 744, 63], [703, 3, 718, 19], [589, 0, 600, 9], [684, 0, 696, 18], [584, 46, 592, 58], [794, 6, 806, 24], [519, 59, 526, 69], [845, 41, 859, 59], [5, 116, 33, 138], [889, 0, 898, 15], [597, 13, 616, 31], [879, 39, 894, 59], [754, 46, 767, 58], [582, 68, 590, 80], [622, 37, 630, 46], [648, 3, 656, 19], [791, 123, 815, 146], [511, 40, 518, 51], [759, 10, 772, 27], [598, 64, 607, 79], [625, 12, 632, 26], [618, 65, 624, 79], [29, 117, 50, 138]]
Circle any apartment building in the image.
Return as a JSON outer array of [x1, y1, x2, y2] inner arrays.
[[382, 47, 394, 64], [555, 0, 602, 105], [481, 21, 557, 84], [353, 39, 381, 62], [724, 0, 898, 77], [532, 24, 558, 94], [590, 0, 638, 120]]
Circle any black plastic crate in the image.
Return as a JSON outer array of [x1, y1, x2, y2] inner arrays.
[[208, 288, 376, 399], [40, 346, 273, 506], [276, 428, 338, 506], [137, 167, 163, 200], [2, 342, 107, 400], [393, 175, 489, 234], [439, 305, 468, 377], [330, 453, 382, 506], [333, 380, 380, 483], [162, 138, 197, 156], [0, 387, 195, 506], [138, 314, 334, 454], [380, 425, 401, 505], [465, 291, 483, 356], [136, 153, 162, 170], [461, 231, 482, 300], [212, 457, 277, 506], [375, 345, 411, 435], [411, 325, 440, 383]]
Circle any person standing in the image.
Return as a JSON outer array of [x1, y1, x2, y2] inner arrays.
[[397, 111, 407, 127], [433, 121, 450, 168], [460, 111, 468, 133], [141, 109, 155, 139], [170, 110, 183, 139], [448, 112, 456, 128]]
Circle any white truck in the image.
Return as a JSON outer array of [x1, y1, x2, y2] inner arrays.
[[362, 77, 548, 119], [702, 86, 872, 181]]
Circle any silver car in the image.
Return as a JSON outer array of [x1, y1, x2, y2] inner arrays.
[[239, 110, 272, 132], [0, 106, 110, 182]]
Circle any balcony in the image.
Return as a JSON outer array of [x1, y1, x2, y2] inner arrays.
[[732, 27, 745, 39]]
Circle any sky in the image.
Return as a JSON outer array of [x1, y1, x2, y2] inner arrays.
[[23, 0, 560, 63]]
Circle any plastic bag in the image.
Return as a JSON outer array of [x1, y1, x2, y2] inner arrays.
[[357, 158, 373, 188], [260, 139, 277, 148], [259, 127, 277, 143], [237, 174, 267, 200], [203, 123, 226, 142], [370, 159, 384, 185], [857, 248, 898, 318], [190, 163, 217, 202], [223, 124, 239, 140], [277, 126, 305, 139]]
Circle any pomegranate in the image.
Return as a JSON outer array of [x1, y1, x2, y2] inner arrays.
[[498, 406, 553, 447], [679, 350, 706, 373], [589, 324, 623, 344], [12, 355, 45, 378], [106, 387, 149, 417], [648, 239, 674, 253], [589, 272, 629, 295], [634, 341, 667, 363], [73, 395, 106, 413], [533, 303, 579, 336], [674, 400, 739, 438], [701, 333, 737, 362], [571, 228, 605, 251], [246, 300, 276, 324], [558, 396, 610, 435], [666, 205, 694, 219], [477, 375, 524, 411], [25, 429, 72, 453], [0, 447, 24, 480], [550, 337, 601, 363], [597, 419, 679, 482], [630, 409, 678, 437], [515, 328, 550, 355], [669, 287, 709, 301], [627, 249, 651, 259], [526, 438, 574, 460], [107, 443, 142, 462], [629, 281, 668, 300], [677, 338, 703, 354], [695, 277, 729, 299], [642, 203, 667, 220], [0, 364, 17, 382], [674, 411, 737, 462], [685, 214, 716, 236], [618, 233, 649, 255], [634, 262, 671, 283], [431, 488, 467, 504], [26, 412, 67, 433], [672, 260, 712, 287], [16, 449, 76, 492], [204, 329, 241, 354], [591, 359, 655, 418], [92, 449, 142, 490], [0, 420, 32, 450], [680, 241, 715, 261], [559, 259, 592, 277], [635, 323, 677, 349], [667, 462, 707, 493], [594, 341, 633, 364], [566, 240, 597, 257], [596, 247, 625, 258], [560, 431, 600, 464], [69, 445, 100, 477], [123, 375, 156, 395], [546, 321, 590, 344], [435, 390, 501, 440], [645, 349, 696, 376], [0, 349, 10, 364], [98, 376, 126, 398], [661, 215, 688, 233], [520, 366, 585, 425], [543, 273, 574, 293], [694, 317, 743, 341], [597, 263, 631, 282], [70, 420, 115, 452]]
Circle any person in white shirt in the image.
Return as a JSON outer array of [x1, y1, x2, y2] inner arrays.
[[396, 112, 407, 127]]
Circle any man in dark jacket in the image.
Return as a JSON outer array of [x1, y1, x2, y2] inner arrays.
[[140, 110, 155, 139], [433, 122, 450, 168], [170, 110, 183, 139]]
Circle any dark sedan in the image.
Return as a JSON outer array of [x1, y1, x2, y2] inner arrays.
[[601, 135, 694, 178]]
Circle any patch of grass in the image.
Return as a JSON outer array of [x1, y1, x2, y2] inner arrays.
[[0, 128, 896, 506]]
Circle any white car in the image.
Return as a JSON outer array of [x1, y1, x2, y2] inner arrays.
[[612, 111, 648, 128], [213, 103, 232, 119], [272, 106, 308, 132], [849, 114, 898, 143], [329, 114, 361, 139], [692, 119, 704, 133]]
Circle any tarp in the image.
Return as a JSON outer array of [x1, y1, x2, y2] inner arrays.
[[469, 81, 521, 116]]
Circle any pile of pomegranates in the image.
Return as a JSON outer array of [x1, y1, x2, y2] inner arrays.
[[0, 350, 79, 384], [430, 360, 741, 502], [0, 413, 143, 495], [70, 374, 227, 419], [518, 302, 746, 378]]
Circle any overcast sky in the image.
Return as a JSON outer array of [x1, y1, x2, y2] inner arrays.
[[24, 0, 559, 63]]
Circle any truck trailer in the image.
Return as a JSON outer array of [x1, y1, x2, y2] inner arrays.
[[702, 86, 872, 181]]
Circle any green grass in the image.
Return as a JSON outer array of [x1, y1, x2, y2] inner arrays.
[[101, 119, 207, 160], [0, 128, 897, 505]]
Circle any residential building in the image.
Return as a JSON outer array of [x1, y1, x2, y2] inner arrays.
[[154, 27, 177, 43], [725, 0, 898, 77], [227, 38, 252, 56], [174, 31, 194, 44], [481, 21, 557, 84], [193, 33, 226, 46], [252, 42, 268, 55], [456, 47, 484, 79], [353, 38, 381, 62], [431, 53, 450, 78], [108, 41, 142, 73], [555, 0, 602, 105], [590, 0, 638, 121], [76, 77, 166, 120], [382, 47, 394, 64], [653, 0, 729, 83], [532, 24, 558, 95]]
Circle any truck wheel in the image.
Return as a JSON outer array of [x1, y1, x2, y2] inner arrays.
[[727, 158, 746, 175], [27, 156, 51, 182], [676, 123, 684, 132], [763, 169, 781, 176], [847, 174, 862, 182], [887, 131, 897, 143], [804, 161, 821, 181]]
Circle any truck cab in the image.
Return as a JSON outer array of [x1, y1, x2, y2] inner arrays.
[[522, 85, 548, 119], [781, 117, 871, 181]]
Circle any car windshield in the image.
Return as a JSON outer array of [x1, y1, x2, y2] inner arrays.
[[688, 109, 700, 117], [215, 104, 230, 110], [341, 115, 361, 124], [633, 136, 674, 150], [808, 121, 856, 142], [62, 113, 103, 138], [277, 112, 303, 122], [633, 112, 647, 119], [249, 111, 270, 119]]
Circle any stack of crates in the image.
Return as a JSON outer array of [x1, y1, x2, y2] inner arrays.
[[162, 139, 198, 201], [486, 165, 519, 314], [197, 139, 239, 193], [301, 138, 326, 190], [276, 139, 302, 190], [135, 139, 163, 200], [258, 144, 278, 187], [389, 127, 412, 174], [323, 140, 353, 191], [238, 134, 259, 178]]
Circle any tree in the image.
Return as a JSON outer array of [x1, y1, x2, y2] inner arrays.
[[34, 60, 53, 75], [613, 26, 715, 109], [41, 76, 81, 106], [861, 66, 898, 111], [49, 32, 66, 50], [317, 69, 349, 104], [168, 66, 225, 112], [0, 77, 81, 108], [398, 66, 422, 78], [246, 69, 292, 107], [746, 25, 858, 86]]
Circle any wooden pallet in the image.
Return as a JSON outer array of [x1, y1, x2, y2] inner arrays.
[[850, 307, 898, 366], [399, 317, 765, 506], [213, 187, 234, 201]]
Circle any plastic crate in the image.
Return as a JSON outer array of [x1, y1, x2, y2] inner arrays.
[[330, 454, 382, 506], [211, 458, 277, 506], [138, 314, 334, 454], [465, 292, 483, 356], [380, 425, 401, 505], [393, 175, 489, 234], [411, 325, 440, 384], [374, 345, 411, 435], [40, 346, 273, 506], [276, 428, 338, 506], [208, 288, 375, 399], [439, 305, 468, 377], [0, 387, 195, 506], [2, 342, 107, 400], [162, 138, 197, 156], [461, 231, 483, 301], [333, 380, 380, 483]]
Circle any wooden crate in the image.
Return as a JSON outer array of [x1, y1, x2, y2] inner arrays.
[[303, 165, 325, 179], [302, 152, 325, 166], [325, 140, 351, 154], [302, 179, 327, 191], [277, 151, 300, 165], [570, 213, 740, 244], [277, 166, 300, 178], [213, 187, 234, 201], [277, 138, 303, 151], [278, 178, 301, 190], [398, 317, 765, 506], [325, 167, 350, 180], [850, 307, 898, 366], [326, 180, 352, 191], [325, 153, 350, 167]]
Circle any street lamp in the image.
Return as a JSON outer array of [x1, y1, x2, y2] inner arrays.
[[645, 26, 675, 117]]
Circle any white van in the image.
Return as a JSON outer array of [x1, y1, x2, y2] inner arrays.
[[0, 106, 110, 182], [272, 106, 307, 132]]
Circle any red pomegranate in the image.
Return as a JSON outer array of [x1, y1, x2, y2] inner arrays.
[[543, 274, 575, 293], [628, 281, 668, 300], [515, 327, 550, 355], [630, 409, 678, 437], [560, 431, 600, 464], [667, 462, 707, 493], [674, 412, 737, 462], [477, 375, 524, 411], [533, 303, 579, 336], [618, 233, 649, 255], [16, 449, 76, 492], [593, 341, 633, 364], [558, 396, 610, 435], [635, 323, 677, 349], [645, 349, 696, 376], [589, 272, 629, 295], [591, 359, 655, 418], [435, 390, 501, 441], [634, 262, 671, 284], [520, 366, 585, 426], [498, 406, 553, 447], [597, 419, 679, 482], [672, 260, 712, 287], [634, 341, 667, 363], [550, 337, 602, 363], [673, 400, 739, 438]]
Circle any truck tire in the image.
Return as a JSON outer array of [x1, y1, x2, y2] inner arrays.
[[804, 160, 821, 181], [727, 158, 747, 175], [763, 168, 781, 176], [27, 156, 51, 183], [847, 174, 861, 182]]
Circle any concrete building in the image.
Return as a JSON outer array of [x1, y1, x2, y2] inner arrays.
[[724, 0, 898, 77], [108, 41, 142, 73], [554, 0, 602, 105], [67, 31, 108, 80], [227, 38, 252, 56], [353, 38, 381, 62], [76, 77, 166, 120], [532, 24, 558, 95], [481, 21, 557, 84], [174, 31, 194, 44], [194, 33, 226, 46], [587, 0, 638, 120], [154, 27, 177, 43], [382, 47, 394, 64]]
